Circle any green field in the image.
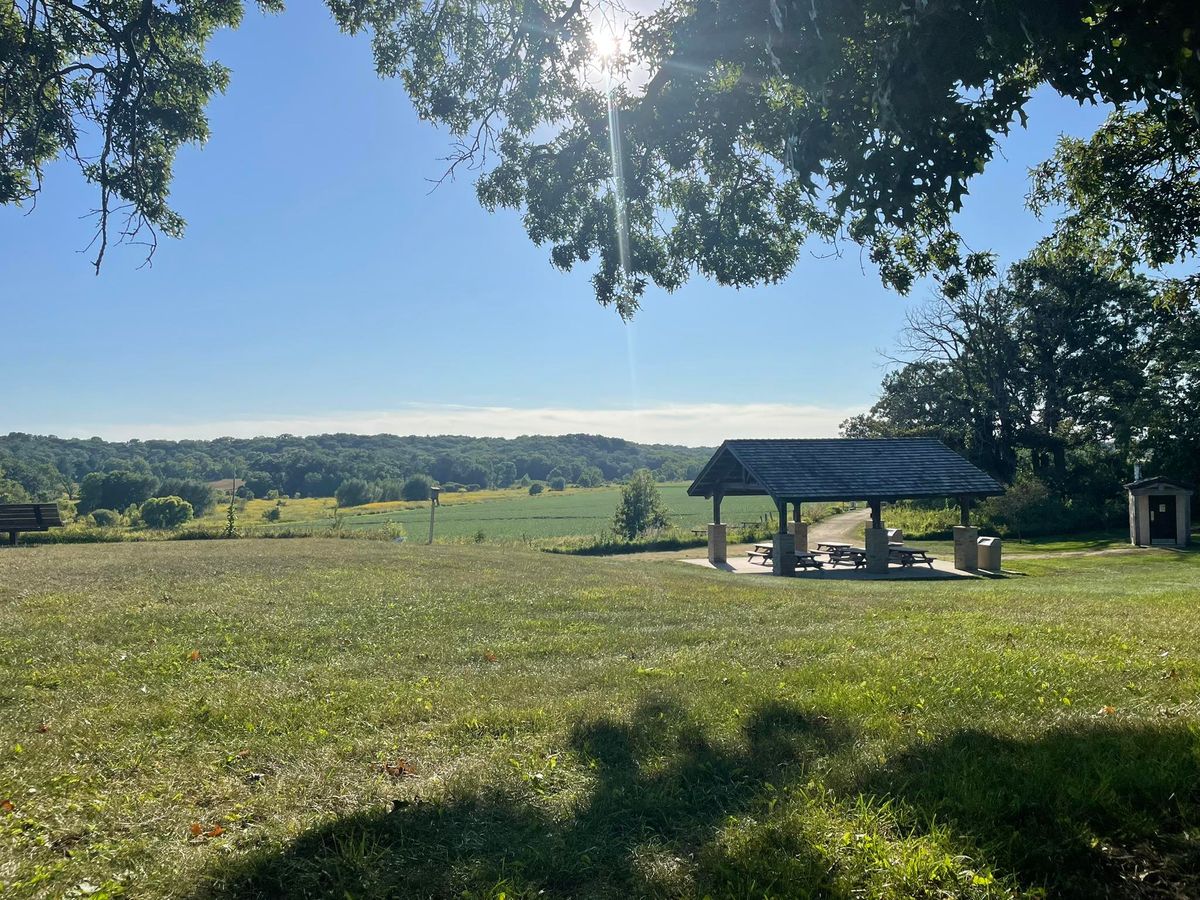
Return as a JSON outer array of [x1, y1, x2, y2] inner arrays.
[[1, 539, 1198, 898], [226, 484, 788, 542]]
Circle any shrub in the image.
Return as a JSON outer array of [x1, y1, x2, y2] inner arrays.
[[528, 482, 545, 495], [243, 471, 274, 498], [401, 474, 434, 501], [576, 466, 605, 488], [549, 476, 566, 491], [335, 478, 374, 508], [612, 469, 669, 539], [263, 506, 282, 522], [0, 476, 31, 503], [466, 484, 482, 492], [266, 489, 281, 501], [155, 478, 218, 516], [90, 508, 121, 527], [441, 482, 465, 493], [57, 498, 78, 522], [376, 480, 403, 502], [140, 496, 194, 530]]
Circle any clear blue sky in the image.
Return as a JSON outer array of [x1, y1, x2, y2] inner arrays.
[[2, 5, 1107, 446]]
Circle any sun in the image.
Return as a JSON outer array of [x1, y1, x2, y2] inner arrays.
[[593, 30, 620, 66]]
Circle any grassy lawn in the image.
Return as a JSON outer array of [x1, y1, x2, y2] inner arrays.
[[199, 485, 784, 542], [1, 541, 1198, 898]]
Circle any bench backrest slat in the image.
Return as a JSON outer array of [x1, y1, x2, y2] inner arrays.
[[0, 503, 64, 531]]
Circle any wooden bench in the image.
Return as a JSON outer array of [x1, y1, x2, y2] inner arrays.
[[0, 503, 64, 545]]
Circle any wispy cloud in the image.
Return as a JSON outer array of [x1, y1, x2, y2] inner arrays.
[[33, 402, 865, 447]]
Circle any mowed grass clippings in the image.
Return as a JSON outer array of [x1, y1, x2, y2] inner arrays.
[[0, 541, 1197, 899]]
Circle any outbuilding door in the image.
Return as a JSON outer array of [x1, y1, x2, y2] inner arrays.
[[1149, 495, 1177, 543]]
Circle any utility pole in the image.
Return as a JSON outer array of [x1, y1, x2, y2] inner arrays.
[[427, 485, 441, 544]]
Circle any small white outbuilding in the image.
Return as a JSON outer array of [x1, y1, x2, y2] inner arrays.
[[1126, 477, 1194, 548]]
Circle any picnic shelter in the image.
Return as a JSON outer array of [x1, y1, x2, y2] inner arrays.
[[687, 438, 1004, 575]]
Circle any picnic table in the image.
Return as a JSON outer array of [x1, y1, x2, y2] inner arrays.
[[747, 543, 826, 570], [793, 551, 824, 571], [817, 542, 867, 568], [747, 542, 774, 565], [888, 545, 937, 568], [693, 521, 762, 536]]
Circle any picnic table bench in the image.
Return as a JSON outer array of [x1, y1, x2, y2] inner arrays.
[[0, 503, 64, 545]]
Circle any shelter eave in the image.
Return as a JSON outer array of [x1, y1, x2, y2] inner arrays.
[[1124, 477, 1195, 495]]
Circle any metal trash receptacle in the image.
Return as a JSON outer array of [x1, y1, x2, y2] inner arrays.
[[977, 536, 1001, 571]]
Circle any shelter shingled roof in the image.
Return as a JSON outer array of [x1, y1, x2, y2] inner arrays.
[[687, 438, 1004, 503]]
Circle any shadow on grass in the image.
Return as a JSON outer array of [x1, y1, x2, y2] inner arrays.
[[1008, 529, 1129, 552], [199, 700, 851, 899], [858, 723, 1200, 898], [197, 705, 1200, 899]]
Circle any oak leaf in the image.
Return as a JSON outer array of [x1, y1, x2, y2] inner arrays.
[[382, 759, 417, 778]]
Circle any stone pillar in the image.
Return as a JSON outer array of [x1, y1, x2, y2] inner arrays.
[[707, 523, 727, 564], [954, 526, 979, 571], [864, 527, 890, 574], [787, 521, 809, 553], [772, 532, 796, 576]]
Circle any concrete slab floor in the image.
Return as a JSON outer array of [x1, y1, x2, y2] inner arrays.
[[682, 554, 992, 580]]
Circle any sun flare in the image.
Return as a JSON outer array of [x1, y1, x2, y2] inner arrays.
[[593, 30, 620, 65]]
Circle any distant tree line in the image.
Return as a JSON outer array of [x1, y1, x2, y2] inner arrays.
[[0, 433, 710, 505], [844, 244, 1200, 533]]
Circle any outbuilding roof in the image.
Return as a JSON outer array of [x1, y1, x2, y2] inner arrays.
[[688, 438, 1004, 502], [1124, 477, 1195, 494]]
